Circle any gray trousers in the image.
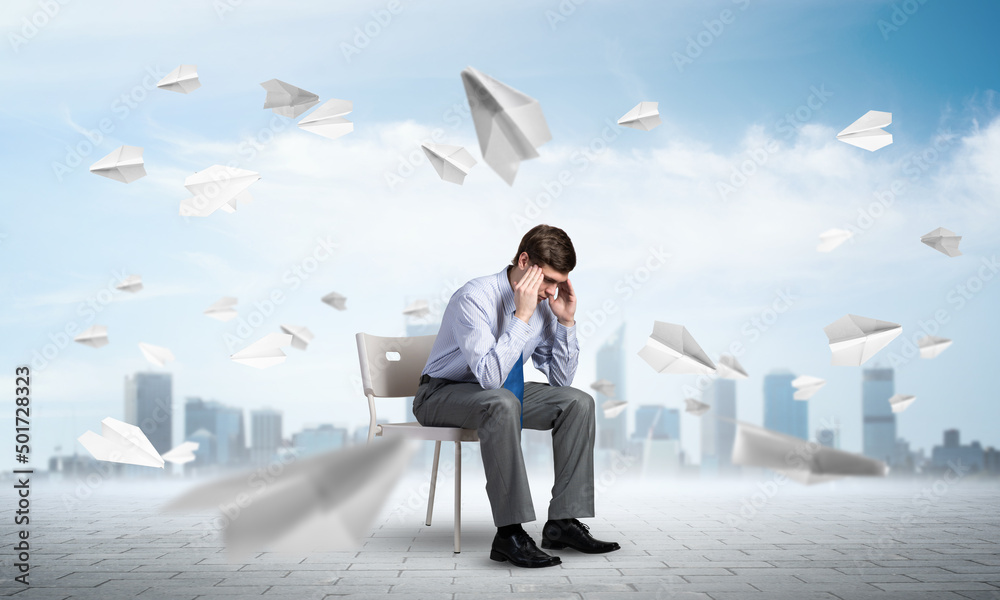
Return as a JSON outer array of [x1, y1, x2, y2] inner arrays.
[[412, 377, 596, 527]]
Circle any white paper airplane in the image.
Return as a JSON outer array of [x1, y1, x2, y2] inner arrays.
[[792, 375, 826, 400], [889, 394, 916, 413], [590, 379, 616, 398], [116, 274, 143, 293], [920, 227, 962, 257], [298, 99, 354, 140], [322, 291, 347, 311], [204, 297, 238, 322], [162, 441, 199, 465], [637, 321, 716, 375], [684, 397, 710, 417], [836, 110, 893, 152], [89, 145, 146, 183], [918, 335, 952, 359], [74, 325, 109, 349], [601, 399, 627, 419], [231, 333, 293, 369], [823, 314, 902, 366], [138, 342, 175, 367], [817, 228, 853, 253], [402, 299, 430, 318], [730, 420, 888, 485], [421, 143, 478, 185], [157, 65, 200, 94], [78, 417, 164, 468], [161, 437, 415, 557], [461, 66, 551, 186], [280, 324, 314, 350], [179, 165, 261, 217], [617, 101, 662, 131], [260, 78, 319, 118], [716, 354, 749, 379]]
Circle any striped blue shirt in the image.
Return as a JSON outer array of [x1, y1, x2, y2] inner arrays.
[[422, 265, 580, 389]]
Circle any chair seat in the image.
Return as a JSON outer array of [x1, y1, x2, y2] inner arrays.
[[378, 421, 479, 442]]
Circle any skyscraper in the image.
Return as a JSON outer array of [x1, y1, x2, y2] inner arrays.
[[634, 405, 680, 440], [251, 408, 283, 465], [185, 398, 247, 467], [862, 367, 896, 464], [764, 370, 807, 439], [596, 323, 627, 452], [124, 372, 173, 455], [701, 378, 737, 473]]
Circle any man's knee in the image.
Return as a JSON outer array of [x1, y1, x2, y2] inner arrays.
[[561, 387, 595, 414], [483, 388, 522, 427]]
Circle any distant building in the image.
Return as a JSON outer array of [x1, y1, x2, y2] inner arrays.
[[634, 405, 680, 440], [251, 408, 282, 465], [124, 372, 173, 456], [862, 368, 896, 465], [931, 429, 984, 472], [595, 324, 627, 453], [293, 424, 348, 456], [764, 370, 806, 440], [187, 428, 216, 469], [185, 398, 247, 467], [816, 426, 840, 449], [701, 378, 738, 475], [985, 447, 1000, 474]]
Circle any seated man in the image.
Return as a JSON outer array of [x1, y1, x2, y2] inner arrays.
[[413, 224, 620, 568]]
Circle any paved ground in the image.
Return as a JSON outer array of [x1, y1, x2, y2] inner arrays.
[[2, 468, 999, 599]]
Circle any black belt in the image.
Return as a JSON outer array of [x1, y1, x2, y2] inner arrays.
[[420, 373, 431, 384]]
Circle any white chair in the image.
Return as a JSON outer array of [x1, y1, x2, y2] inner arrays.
[[356, 332, 479, 553]]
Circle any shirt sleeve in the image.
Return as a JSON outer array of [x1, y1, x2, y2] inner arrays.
[[530, 314, 580, 387], [452, 293, 532, 389]]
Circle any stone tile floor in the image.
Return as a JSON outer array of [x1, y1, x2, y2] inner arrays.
[[1, 470, 998, 599]]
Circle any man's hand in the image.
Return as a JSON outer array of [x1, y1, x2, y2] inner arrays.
[[513, 265, 543, 324], [549, 278, 577, 327]]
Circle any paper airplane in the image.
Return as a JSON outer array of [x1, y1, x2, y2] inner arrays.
[[231, 333, 293, 369], [461, 66, 551, 186], [89, 145, 146, 183], [74, 325, 109, 349], [918, 335, 952, 359], [716, 354, 748, 379], [836, 110, 893, 152], [421, 143, 477, 185], [161, 437, 415, 557], [817, 228, 853, 253], [402, 299, 430, 318], [730, 420, 888, 485], [889, 394, 916, 413], [78, 417, 164, 468], [138, 342, 175, 367], [823, 314, 901, 366], [217, 190, 252, 214], [601, 399, 627, 419], [298, 99, 354, 140], [116, 274, 143, 293], [684, 398, 710, 417], [260, 78, 319, 118], [280, 324, 314, 350], [920, 227, 962, 257], [157, 65, 200, 94], [322, 291, 347, 311], [617, 101, 662, 131], [792, 375, 826, 401], [204, 297, 238, 322], [162, 441, 199, 465], [179, 165, 261, 217], [637, 321, 716, 375], [590, 379, 616, 398]]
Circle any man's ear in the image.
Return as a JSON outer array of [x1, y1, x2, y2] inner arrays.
[[518, 252, 530, 269]]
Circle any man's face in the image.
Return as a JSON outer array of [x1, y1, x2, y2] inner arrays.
[[526, 260, 569, 303]]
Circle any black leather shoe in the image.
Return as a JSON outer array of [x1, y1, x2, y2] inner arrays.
[[490, 530, 562, 568], [541, 518, 621, 554]]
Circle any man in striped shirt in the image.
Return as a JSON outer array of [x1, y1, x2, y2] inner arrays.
[[414, 225, 620, 568]]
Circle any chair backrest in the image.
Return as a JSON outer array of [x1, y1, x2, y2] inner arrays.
[[356, 332, 437, 399]]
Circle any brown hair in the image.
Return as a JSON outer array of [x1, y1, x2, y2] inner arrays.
[[511, 225, 576, 273]]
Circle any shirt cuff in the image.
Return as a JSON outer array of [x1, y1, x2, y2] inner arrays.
[[506, 314, 533, 345], [555, 320, 577, 344]]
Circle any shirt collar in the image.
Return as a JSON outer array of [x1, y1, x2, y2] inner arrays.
[[497, 265, 517, 316]]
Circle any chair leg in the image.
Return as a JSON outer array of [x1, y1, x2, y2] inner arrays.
[[426, 441, 441, 527], [454, 440, 461, 554]]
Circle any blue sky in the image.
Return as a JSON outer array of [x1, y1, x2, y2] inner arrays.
[[2, 0, 999, 471]]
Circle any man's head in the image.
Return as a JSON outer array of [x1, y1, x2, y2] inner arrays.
[[509, 224, 576, 303]]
